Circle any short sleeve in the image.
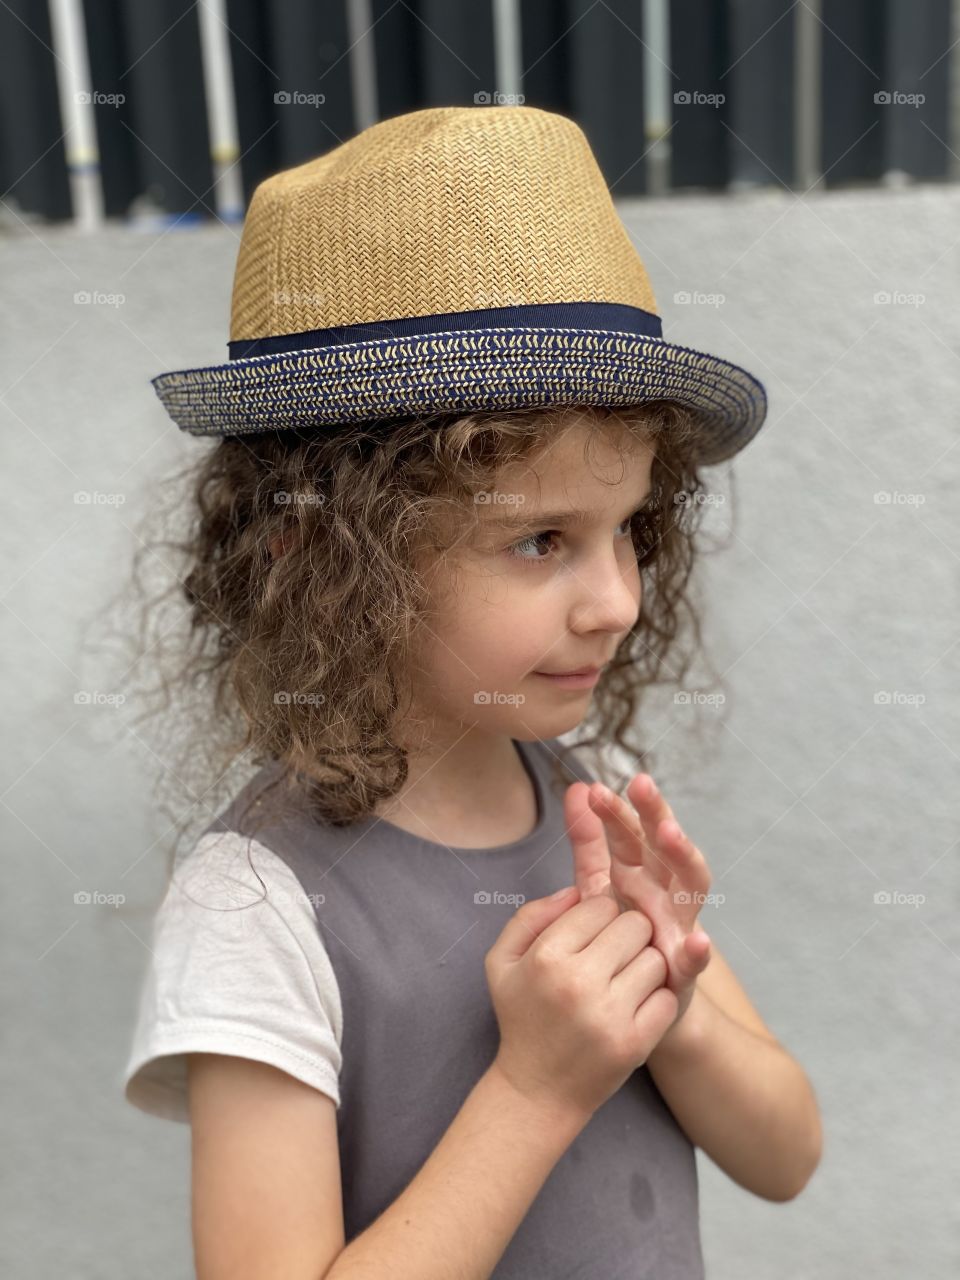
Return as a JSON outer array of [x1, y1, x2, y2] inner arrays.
[[122, 830, 343, 1124]]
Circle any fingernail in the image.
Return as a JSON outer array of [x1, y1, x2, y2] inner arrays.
[[550, 885, 575, 900]]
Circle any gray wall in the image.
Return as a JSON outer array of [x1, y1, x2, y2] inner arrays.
[[2, 185, 958, 1276]]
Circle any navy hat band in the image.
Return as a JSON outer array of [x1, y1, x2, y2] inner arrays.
[[227, 301, 664, 361]]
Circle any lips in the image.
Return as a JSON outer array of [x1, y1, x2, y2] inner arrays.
[[536, 665, 603, 677]]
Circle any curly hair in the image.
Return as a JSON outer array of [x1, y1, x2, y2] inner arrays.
[[114, 400, 733, 876]]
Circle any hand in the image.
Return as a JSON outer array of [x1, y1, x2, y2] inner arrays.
[[563, 773, 713, 1026]]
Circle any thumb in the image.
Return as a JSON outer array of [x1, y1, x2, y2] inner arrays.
[[676, 930, 712, 983], [494, 885, 581, 961]]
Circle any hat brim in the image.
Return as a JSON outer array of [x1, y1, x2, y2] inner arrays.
[[151, 326, 767, 466]]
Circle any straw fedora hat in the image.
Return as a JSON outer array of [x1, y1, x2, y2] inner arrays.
[[151, 105, 768, 465]]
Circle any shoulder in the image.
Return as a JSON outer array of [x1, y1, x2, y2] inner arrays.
[[122, 829, 343, 1124]]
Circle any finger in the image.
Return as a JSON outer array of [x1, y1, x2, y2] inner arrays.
[[583, 907, 654, 975], [588, 782, 659, 877], [493, 885, 581, 960], [564, 781, 614, 898], [660, 818, 713, 900], [623, 774, 677, 887], [628, 776, 711, 896], [610, 942, 667, 1000], [626, 772, 676, 830]]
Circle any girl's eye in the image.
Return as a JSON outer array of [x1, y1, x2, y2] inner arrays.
[[507, 514, 638, 563]]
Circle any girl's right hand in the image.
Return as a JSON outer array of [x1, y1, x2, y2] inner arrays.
[[484, 885, 679, 1123]]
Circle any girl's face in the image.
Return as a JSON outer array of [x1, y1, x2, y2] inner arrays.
[[411, 421, 656, 742]]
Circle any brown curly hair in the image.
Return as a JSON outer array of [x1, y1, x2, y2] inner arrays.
[[114, 400, 732, 875]]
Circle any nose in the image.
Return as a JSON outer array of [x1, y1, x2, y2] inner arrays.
[[568, 552, 641, 637]]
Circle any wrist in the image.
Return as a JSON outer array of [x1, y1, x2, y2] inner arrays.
[[647, 982, 709, 1066], [484, 1058, 592, 1141]]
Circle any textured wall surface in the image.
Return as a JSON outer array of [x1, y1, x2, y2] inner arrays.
[[2, 184, 958, 1277]]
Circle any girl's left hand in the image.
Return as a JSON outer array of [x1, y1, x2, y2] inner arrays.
[[563, 773, 713, 1026]]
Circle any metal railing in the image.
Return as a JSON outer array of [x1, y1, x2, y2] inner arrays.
[[1, 0, 955, 227]]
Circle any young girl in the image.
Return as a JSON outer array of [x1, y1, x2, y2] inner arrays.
[[123, 106, 821, 1278]]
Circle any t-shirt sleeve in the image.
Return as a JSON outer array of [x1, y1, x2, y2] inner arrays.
[[122, 830, 343, 1124]]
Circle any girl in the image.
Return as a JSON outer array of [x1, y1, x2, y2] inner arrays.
[[123, 105, 821, 1279]]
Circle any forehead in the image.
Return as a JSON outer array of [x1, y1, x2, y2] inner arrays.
[[479, 424, 655, 526]]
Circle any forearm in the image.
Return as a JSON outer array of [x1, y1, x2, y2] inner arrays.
[[325, 1063, 589, 1280], [645, 985, 822, 1202]]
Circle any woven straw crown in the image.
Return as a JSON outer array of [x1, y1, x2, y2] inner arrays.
[[229, 106, 658, 341]]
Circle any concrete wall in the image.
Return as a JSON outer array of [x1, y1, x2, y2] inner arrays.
[[2, 184, 957, 1277]]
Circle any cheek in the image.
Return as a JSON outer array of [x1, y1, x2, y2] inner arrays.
[[439, 586, 542, 672]]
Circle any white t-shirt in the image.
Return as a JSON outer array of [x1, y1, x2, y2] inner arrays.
[[122, 829, 343, 1123]]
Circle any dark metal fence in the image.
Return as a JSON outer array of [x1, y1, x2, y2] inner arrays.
[[0, 0, 954, 223]]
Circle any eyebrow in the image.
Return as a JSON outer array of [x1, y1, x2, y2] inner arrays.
[[484, 489, 657, 531]]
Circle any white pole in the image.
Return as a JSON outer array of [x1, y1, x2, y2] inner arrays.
[[347, 0, 379, 132], [493, 0, 523, 101], [48, 0, 103, 228], [794, 0, 822, 191], [643, 0, 671, 197], [197, 0, 244, 221]]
